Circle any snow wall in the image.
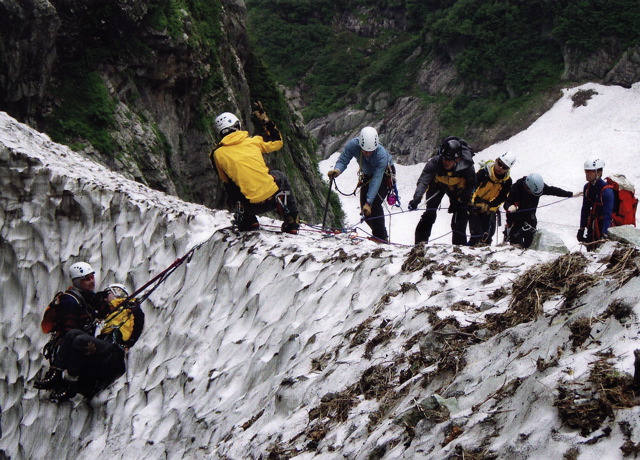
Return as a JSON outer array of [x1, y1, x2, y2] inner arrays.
[[2, 112, 640, 460]]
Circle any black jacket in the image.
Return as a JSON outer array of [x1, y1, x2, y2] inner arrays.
[[504, 177, 573, 222], [412, 147, 476, 204]]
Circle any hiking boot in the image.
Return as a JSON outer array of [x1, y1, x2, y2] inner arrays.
[[34, 368, 64, 390], [237, 214, 260, 231], [49, 380, 78, 402], [238, 222, 260, 232], [281, 214, 300, 234]]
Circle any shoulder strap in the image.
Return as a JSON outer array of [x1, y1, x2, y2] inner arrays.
[[64, 289, 84, 306]]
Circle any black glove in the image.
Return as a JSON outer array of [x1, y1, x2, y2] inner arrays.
[[408, 199, 419, 211], [251, 101, 270, 124], [577, 228, 586, 242]]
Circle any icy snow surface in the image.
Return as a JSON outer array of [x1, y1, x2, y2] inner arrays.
[[0, 83, 640, 459]]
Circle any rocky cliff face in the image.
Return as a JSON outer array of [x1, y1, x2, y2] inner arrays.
[[0, 0, 338, 225], [287, 7, 640, 165]]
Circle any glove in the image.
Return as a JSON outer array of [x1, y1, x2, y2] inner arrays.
[[476, 202, 489, 213], [408, 199, 419, 211], [327, 169, 341, 179], [576, 228, 586, 242], [507, 205, 518, 213], [362, 203, 372, 217], [251, 101, 270, 124]]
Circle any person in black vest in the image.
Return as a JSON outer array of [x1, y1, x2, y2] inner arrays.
[[36, 264, 146, 402], [35, 262, 108, 398], [54, 284, 145, 400], [504, 173, 575, 248], [408, 137, 476, 245]]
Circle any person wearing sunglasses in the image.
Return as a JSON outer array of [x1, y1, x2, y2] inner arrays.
[[35, 261, 111, 401], [469, 151, 516, 246], [578, 158, 615, 249]]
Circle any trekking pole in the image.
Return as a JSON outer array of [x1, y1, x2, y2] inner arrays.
[[321, 178, 334, 230]]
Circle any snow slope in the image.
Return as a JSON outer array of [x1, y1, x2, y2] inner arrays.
[[0, 83, 640, 460], [321, 83, 640, 248]]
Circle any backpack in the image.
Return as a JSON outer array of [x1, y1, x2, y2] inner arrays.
[[41, 292, 65, 333], [605, 175, 638, 226], [41, 289, 84, 333]]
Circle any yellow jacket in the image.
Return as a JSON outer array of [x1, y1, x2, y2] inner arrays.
[[211, 130, 283, 203], [472, 162, 512, 212], [100, 298, 144, 347]]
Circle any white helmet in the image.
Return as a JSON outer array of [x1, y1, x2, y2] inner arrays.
[[69, 262, 95, 280], [497, 151, 516, 169], [584, 158, 605, 171], [525, 173, 545, 196], [107, 283, 129, 299], [215, 112, 241, 136], [358, 126, 379, 152]]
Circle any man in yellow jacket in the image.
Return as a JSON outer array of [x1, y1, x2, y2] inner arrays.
[[210, 102, 300, 234]]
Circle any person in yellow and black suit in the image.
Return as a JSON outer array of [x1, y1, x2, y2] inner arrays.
[[468, 152, 516, 246], [408, 137, 476, 245], [44, 283, 144, 401], [210, 102, 300, 234]]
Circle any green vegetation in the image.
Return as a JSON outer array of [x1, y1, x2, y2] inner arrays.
[[147, 0, 187, 39], [430, 1, 564, 96], [247, 0, 640, 136], [553, 0, 640, 51], [247, 0, 428, 120], [48, 0, 224, 155], [48, 70, 117, 153]]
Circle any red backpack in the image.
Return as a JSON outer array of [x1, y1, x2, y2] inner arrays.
[[41, 292, 65, 333], [605, 175, 638, 226]]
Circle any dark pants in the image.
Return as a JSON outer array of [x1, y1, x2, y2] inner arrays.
[[585, 215, 605, 251], [226, 170, 299, 230], [505, 214, 537, 248], [468, 210, 497, 246], [360, 172, 392, 241], [415, 188, 468, 245], [53, 329, 126, 396]]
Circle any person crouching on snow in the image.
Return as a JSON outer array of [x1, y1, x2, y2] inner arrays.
[[210, 102, 300, 234]]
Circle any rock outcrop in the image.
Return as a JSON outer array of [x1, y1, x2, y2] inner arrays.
[[0, 0, 338, 225]]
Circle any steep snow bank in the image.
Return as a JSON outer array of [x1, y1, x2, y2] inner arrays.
[[1, 110, 640, 460]]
